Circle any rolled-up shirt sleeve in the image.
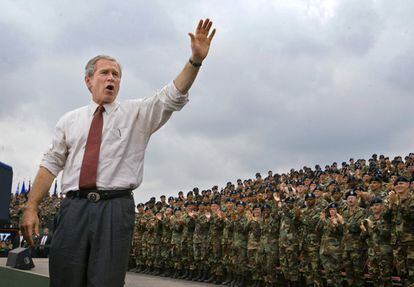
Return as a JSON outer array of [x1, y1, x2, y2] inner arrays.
[[137, 81, 189, 135], [40, 115, 68, 176]]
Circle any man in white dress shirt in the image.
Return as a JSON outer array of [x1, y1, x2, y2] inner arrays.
[[20, 19, 216, 287]]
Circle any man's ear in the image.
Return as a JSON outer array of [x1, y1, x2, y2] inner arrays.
[[85, 76, 92, 93]]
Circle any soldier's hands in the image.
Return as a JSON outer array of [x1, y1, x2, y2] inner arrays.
[[360, 223, 367, 233], [20, 206, 40, 246], [294, 207, 301, 218], [388, 191, 398, 205], [336, 213, 344, 224]]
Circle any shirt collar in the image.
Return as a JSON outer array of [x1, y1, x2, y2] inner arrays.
[[88, 100, 119, 116]]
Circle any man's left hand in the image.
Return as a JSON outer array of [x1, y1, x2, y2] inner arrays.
[[189, 18, 216, 63]]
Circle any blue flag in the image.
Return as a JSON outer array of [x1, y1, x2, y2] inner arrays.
[[21, 181, 26, 195], [15, 182, 20, 196], [53, 180, 58, 196]]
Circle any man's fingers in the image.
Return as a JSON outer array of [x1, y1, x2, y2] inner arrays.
[[206, 21, 212, 32], [188, 33, 195, 41], [21, 225, 34, 246], [202, 18, 210, 29], [208, 28, 216, 41], [196, 19, 203, 32]]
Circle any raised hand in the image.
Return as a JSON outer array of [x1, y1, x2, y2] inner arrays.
[[189, 19, 216, 63]]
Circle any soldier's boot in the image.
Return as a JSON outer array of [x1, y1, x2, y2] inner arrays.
[[160, 267, 168, 277], [148, 266, 155, 275], [229, 275, 238, 287], [222, 272, 233, 285], [179, 269, 188, 279], [172, 269, 178, 279], [191, 268, 203, 281], [189, 269, 196, 280], [183, 269, 193, 280], [199, 268, 210, 282], [205, 273, 216, 283], [142, 266, 150, 274], [153, 267, 161, 276], [237, 275, 247, 287], [214, 275, 223, 284]]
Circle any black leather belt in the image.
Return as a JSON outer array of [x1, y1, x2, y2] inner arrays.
[[66, 189, 132, 203]]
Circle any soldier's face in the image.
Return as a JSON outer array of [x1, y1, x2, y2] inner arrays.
[[253, 208, 261, 217], [332, 192, 342, 201], [328, 208, 337, 217], [305, 198, 315, 207], [370, 181, 381, 191], [395, 182, 410, 194], [347, 196, 357, 206], [371, 203, 382, 214]]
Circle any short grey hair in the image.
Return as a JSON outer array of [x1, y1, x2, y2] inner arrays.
[[85, 55, 122, 77]]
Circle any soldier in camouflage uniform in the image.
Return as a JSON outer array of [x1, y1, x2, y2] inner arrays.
[[132, 203, 145, 272], [278, 196, 301, 286], [140, 207, 152, 273], [160, 206, 173, 276], [170, 207, 184, 278], [193, 202, 211, 281], [246, 203, 262, 287], [205, 200, 224, 284], [297, 193, 322, 287], [231, 201, 249, 287], [389, 177, 414, 286], [221, 199, 236, 285], [148, 210, 163, 275], [179, 201, 196, 279], [360, 197, 393, 287], [318, 202, 344, 287], [259, 198, 282, 287], [342, 190, 367, 286]]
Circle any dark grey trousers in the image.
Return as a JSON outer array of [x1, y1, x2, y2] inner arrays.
[[49, 194, 135, 287]]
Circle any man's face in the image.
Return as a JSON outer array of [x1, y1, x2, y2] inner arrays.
[[371, 203, 382, 214], [395, 181, 410, 194], [85, 59, 121, 105], [346, 195, 357, 207], [369, 181, 381, 191]]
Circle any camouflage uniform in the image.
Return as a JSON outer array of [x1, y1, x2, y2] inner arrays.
[[181, 212, 196, 273], [193, 212, 210, 277], [279, 206, 301, 283], [246, 216, 262, 283], [318, 215, 343, 287], [232, 212, 248, 279], [299, 205, 322, 286], [221, 210, 235, 279], [342, 206, 367, 286], [160, 215, 173, 273], [362, 210, 393, 287], [170, 214, 184, 275], [258, 209, 281, 285], [132, 212, 145, 269], [391, 193, 414, 286], [208, 212, 224, 278], [148, 215, 162, 272]]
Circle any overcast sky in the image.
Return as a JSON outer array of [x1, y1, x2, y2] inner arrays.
[[1, 0, 413, 203]]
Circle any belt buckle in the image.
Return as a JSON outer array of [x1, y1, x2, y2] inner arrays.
[[87, 192, 100, 203]]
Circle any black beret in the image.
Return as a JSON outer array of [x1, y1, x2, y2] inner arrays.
[[370, 197, 383, 206], [236, 201, 246, 207], [396, 176, 409, 183], [331, 187, 341, 194], [284, 197, 295, 203], [345, 190, 358, 198], [328, 202, 338, 209], [253, 203, 262, 210], [305, 193, 316, 200], [174, 207, 182, 213], [168, 196, 174, 201], [262, 203, 271, 210]]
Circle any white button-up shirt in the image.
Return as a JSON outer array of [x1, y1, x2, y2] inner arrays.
[[40, 82, 188, 193]]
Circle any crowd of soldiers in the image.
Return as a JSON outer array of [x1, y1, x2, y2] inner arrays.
[[130, 154, 414, 287], [8, 192, 62, 230], [5, 153, 414, 286]]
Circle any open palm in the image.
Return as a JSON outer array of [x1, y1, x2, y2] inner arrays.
[[189, 19, 216, 63]]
